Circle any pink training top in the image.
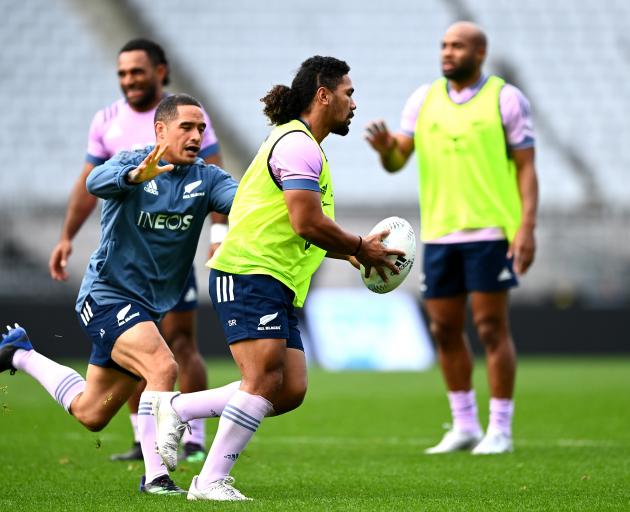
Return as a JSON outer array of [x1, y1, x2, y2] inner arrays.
[[86, 97, 220, 165], [268, 130, 323, 192], [399, 75, 535, 243]]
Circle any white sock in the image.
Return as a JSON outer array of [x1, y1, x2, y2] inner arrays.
[[172, 381, 240, 422], [12, 349, 85, 413], [488, 398, 514, 436], [130, 413, 140, 443], [448, 390, 482, 435], [138, 391, 168, 483], [197, 390, 273, 488]]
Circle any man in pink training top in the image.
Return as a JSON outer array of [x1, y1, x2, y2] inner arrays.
[[366, 22, 539, 455], [49, 38, 225, 463]]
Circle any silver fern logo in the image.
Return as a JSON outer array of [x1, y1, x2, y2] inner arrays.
[[183, 179, 205, 199], [257, 312, 281, 331], [116, 304, 140, 326], [258, 312, 278, 326]]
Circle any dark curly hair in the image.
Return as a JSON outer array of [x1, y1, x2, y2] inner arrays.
[[261, 56, 350, 125], [119, 38, 170, 86]]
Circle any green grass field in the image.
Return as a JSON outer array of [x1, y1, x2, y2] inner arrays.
[[1, 357, 629, 511]]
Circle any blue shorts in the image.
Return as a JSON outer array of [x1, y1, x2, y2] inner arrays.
[[209, 270, 303, 351], [170, 269, 198, 312], [77, 295, 158, 378], [422, 240, 518, 298]]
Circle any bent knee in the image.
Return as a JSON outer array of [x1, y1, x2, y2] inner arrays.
[[288, 387, 307, 410], [76, 414, 111, 432], [286, 382, 307, 408], [158, 358, 179, 381], [273, 386, 307, 415], [145, 356, 179, 388], [244, 371, 284, 400]]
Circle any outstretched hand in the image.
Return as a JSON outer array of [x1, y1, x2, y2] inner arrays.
[[365, 120, 396, 156], [127, 144, 175, 184]]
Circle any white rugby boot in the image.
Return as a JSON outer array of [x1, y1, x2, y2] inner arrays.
[[154, 391, 188, 471], [471, 429, 513, 455], [187, 475, 251, 501], [424, 428, 483, 454]]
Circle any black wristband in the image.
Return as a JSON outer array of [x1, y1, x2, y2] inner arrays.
[[352, 236, 363, 256]]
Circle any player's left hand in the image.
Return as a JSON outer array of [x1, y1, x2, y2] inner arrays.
[[357, 230, 405, 282], [508, 225, 536, 275]]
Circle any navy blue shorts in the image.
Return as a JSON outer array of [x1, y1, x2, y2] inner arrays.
[[170, 269, 198, 312], [422, 240, 518, 298], [77, 295, 159, 378], [209, 270, 303, 351]]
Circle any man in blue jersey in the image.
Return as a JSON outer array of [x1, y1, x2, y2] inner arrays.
[[0, 94, 237, 495], [49, 39, 225, 462]]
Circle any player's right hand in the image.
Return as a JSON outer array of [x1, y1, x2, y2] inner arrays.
[[49, 239, 72, 281], [356, 230, 405, 282], [127, 143, 175, 184], [364, 120, 395, 156]]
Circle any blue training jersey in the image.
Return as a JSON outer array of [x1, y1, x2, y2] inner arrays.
[[76, 146, 237, 316]]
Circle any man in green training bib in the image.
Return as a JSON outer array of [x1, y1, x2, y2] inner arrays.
[[152, 56, 403, 501], [366, 22, 539, 455]]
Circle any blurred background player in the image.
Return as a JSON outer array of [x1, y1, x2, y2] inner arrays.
[[152, 56, 404, 501], [365, 21, 538, 454], [0, 93, 238, 494], [48, 38, 225, 462]]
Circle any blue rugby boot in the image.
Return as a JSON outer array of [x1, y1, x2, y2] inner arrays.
[[0, 324, 33, 375]]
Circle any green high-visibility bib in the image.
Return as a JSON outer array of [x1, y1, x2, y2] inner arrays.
[[415, 76, 521, 242], [209, 119, 334, 307]]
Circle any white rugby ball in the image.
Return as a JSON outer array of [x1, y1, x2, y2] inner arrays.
[[360, 216, 416, 294]]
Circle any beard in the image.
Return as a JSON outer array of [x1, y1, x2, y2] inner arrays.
[[331, 123, 350, 136], [331, 114, 352, 136], [442, 58, 477, 82], [124, 82, 158, 110]]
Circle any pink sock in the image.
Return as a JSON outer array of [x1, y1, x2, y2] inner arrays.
[[172, 381, 240, 422], [130, 413, 140, 443], [489, 398, 514, 436], [197, 390, 273, 488], [138, 391, 168, 482], [448, 390, 482, 435], [12, 349, 85, 413], [183, 418, 206, 447]]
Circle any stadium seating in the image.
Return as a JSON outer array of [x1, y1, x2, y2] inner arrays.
[[2, 0, 630, 303], [0, 0, 117, 204], [128, 0, 630, 209], [4, 0, 630, 209]]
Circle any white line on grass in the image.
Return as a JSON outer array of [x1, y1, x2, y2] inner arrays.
[[252, 436, 625, 448], [58, 433, 625, 449]]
